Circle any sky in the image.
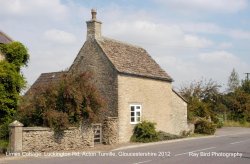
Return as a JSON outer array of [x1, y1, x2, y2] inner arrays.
[[0, 0, 250, 90]]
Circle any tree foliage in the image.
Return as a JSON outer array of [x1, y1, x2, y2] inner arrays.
[[0, 61, 25, 121], [180, 68, 250, 131], [0, 42, 29, 71], [224, 78, 250, 123], [227, 68, 240, 93], [0, 42, 29, 139], [179, 79, 224, 123], [241, 79, 250, 94], [18, 72, 106, 131]]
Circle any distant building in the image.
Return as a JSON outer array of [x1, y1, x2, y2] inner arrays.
[[0, 31, 13, 61], [28, 9, 189, 143]]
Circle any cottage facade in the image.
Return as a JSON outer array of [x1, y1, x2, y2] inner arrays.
[[30, 10, 189, 143]]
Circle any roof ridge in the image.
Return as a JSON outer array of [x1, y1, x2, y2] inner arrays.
[[97, 36, 145, 50]]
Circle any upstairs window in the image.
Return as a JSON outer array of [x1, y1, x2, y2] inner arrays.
[[130, 104, 141, 124]]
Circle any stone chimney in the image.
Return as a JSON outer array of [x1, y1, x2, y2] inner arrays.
[[86, 9, 102, 40]]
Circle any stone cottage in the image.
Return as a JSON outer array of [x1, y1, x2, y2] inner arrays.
[[29, 9, 189, 143]]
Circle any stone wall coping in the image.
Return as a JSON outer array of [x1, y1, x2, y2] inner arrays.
[[9, 120, 23, 127], [23, 126, 80, 131], [23, 127, 51, 131]]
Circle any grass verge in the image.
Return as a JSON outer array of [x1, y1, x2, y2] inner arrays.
[[188, 133, 210, 138], [224, 120, 250, 128]]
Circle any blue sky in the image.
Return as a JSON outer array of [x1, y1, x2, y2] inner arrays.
[[0, 0, 250, 90]]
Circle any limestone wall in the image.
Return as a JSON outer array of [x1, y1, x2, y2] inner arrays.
[[22, 126, 94, 152], [69, 39, 118, 120], [102, 117, 118, 144], [169, 91, 189, 134], [117, 74, 188, 143]]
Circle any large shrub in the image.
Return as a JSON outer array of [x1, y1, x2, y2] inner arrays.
[[131, 121, 159, 143], [194, 119, 216, 135], [179, 79, 223, 126], [18, 72, 106, 132], [211, 115, 224, 128]]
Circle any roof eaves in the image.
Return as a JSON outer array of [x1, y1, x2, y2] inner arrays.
[[172, 89, 188, 103], [119, 71, 173, 82]]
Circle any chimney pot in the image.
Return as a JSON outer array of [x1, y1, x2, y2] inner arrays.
[[91, 9, 97, 20]]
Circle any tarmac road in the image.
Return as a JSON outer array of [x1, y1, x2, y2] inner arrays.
[[1, 127, 250, 164]]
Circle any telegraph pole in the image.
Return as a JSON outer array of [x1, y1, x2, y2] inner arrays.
[[245, 73, 250, 81]]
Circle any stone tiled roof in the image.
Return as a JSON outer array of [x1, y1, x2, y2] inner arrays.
[[0, 31, 13, 44], [26, 71, 66, 95], [34, 72, 65, 86], [96, 37, 173, 82]]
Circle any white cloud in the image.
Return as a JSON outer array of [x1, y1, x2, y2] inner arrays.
[[184, 34, 213, 48], [43, 29, 77, 44], [155, 0, 248, 13], [180, 22, 221, 34], [156, 55, 201, 86], [105, 20, 213, 50], [228, 29, 250, 39], [199, 51, 239, 64], [0, 0, 69, 20], [218, 42, 232, 49], [180, 22, 250, 40], [197, 51, 248, 87]]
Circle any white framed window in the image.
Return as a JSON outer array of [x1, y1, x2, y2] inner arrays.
[[130, 104, 141, 124]]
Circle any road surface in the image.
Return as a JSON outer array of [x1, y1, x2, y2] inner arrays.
[[1, 127, 250, 164]]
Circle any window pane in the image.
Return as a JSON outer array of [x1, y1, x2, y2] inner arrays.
[[136, 106, 140, 109], [131, 112, 134, 116], [136, 111, 140, 116], [136, 116, 140, 122], [131, 117, 135, 122], [131, 106, 135, 111]]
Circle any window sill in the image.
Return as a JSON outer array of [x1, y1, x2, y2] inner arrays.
[[130, 121, 141, 125]]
